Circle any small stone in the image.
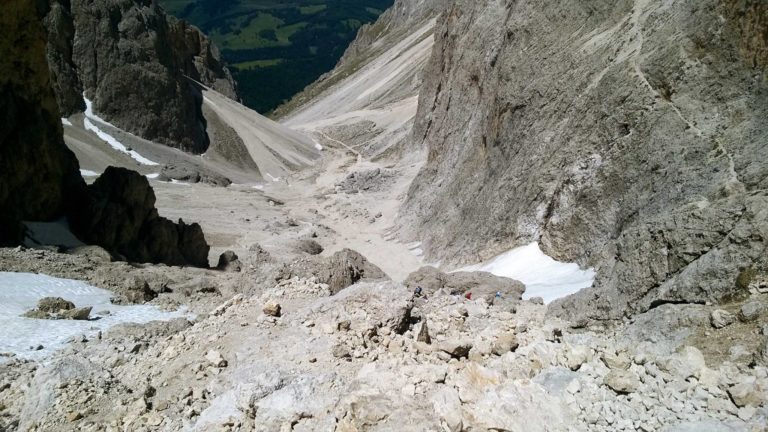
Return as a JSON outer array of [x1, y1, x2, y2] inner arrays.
[[263, 301, 282, 317], [602, 351, 631, 370], [438, 340, 472, 359], [205, 350, 228, 368], [728, 382, 763, 407], [710, 309, 736, 329], [529, 297, 545, 305], [491, 333, 518, 356], [737, 405, 756, 420], [67, 411, 83, 422], [738, 302, 763, 322], [604, 370, 640, 394], [332, 344, 351, 359], [563, 345, 591, 371], [417, 321, 431, 344], [337, 320, 351, 331]]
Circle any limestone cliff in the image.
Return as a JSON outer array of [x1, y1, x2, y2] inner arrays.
[[0, 0, 85, 245], [0, 0, 211, 266], [42, 0, 238, 153], [400, 0, 768, 319]]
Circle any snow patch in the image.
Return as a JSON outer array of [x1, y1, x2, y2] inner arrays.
[[145, 173, 160, 179], [79, 169, 99, 177], [0, 272, 188, 361], [459, 243, 595, 304], [61, 118, 73, 127], [265, 173, 281, 182], [83, 95, 159, 166]]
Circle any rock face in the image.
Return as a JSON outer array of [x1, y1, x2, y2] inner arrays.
[[41, 0, 238, 153], [400, 0, 768, 320], [70, 167, 210, 267], [0, 0, 86, 245]]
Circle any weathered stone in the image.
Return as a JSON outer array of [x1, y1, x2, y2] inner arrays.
[[217, 250, 242, 272], [604, 370, 640, 394], [205, 350, 227, 368], [263, 301, 282, 317], [710, 309, 736, 329], [491, 333, 519, 356], [563, 345, 591, 371], [738, 302, 764, 322], [728, 382, 764, 407], [438, 340, 472, 359], [70, 167, 210, 267], [417, 321, 431, 344]]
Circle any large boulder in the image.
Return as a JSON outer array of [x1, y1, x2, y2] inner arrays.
[[279, 249, 388, 295], [405, 266, 525, 301], [70, 166, 210, 267]]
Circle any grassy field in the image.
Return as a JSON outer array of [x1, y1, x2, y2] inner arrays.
[[159, 0, 393, 115]]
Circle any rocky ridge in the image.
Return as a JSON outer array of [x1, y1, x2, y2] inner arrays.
[[399, 0, 768, 320], [43, 0, 238, 153]]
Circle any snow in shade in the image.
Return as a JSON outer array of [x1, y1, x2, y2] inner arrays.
[[0, 272, 188, 361], [83, 95, 159, 166], [80, 169, 99, 177], [459, 243, 595, 304], [61, 118, 73, 127]]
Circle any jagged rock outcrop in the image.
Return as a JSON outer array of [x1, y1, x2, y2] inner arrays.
[[70, 166, 210, 267], [0, 0, 86, 245], [42, 0, 238, 153], [400, 0, 768, 320], [0, 0, 210, 267]]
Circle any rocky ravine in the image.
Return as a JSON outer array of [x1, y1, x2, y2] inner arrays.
[[43, 0, 238, 153], [399, 0, 768, 320], [0, 0, 211, 266]]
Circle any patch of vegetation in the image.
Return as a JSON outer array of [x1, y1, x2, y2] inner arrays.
[[159, 0, 394, 114]]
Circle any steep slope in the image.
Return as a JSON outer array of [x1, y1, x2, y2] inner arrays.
[[42, 0, 238, 153], [0, 0, 210, 267], [0, 0, 85, 245], [278, 0, 445, 160], [400, 0, 768, 320]]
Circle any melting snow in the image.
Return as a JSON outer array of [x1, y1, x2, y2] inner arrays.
[[0, 272, 188, 361], [459, 243, 595, 304], [79, 169, 99, 177], [83, 96, 159, 166]]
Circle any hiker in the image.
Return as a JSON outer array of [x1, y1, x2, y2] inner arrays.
[[464, 292, 472, 300], [414, 286, 423, 297]]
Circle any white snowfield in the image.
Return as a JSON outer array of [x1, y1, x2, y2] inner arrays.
[[0, 272, 187, 361], [201, 87, 321, 181], [83, 96, 159, 166], [460, 243, 596, 304]]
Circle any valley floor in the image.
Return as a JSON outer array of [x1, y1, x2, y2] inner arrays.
[[1, 141, 767, 431]]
